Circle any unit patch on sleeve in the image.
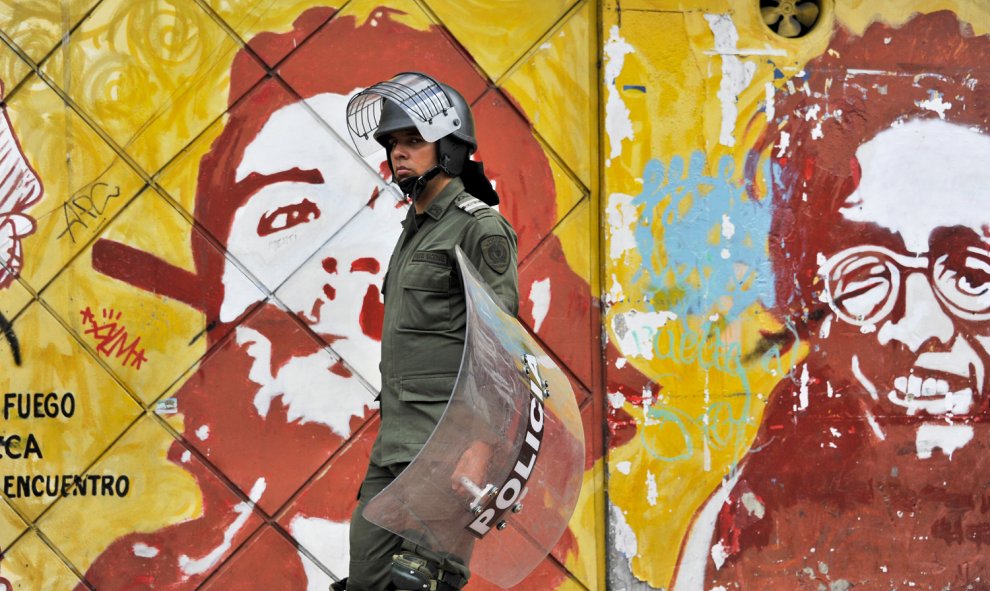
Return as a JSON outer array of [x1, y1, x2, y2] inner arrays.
[[480, 235, 510, 274]]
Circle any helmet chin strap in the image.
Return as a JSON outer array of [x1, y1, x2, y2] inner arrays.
[[397, 165, 442, 201]]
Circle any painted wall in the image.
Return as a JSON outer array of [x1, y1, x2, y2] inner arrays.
[[604, 1, 990, 589], [5, 0, 990, 589], [0, 1, 601, 589]]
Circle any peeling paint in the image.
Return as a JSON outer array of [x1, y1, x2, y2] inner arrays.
[[704, 14, 757, 148], [605, 26, 635, 165]]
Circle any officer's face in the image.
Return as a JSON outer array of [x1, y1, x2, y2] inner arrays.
[[387, 128, 438, 181]]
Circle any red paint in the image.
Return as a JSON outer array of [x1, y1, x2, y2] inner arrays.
[[81, 6, 603, 590], [359, 284, 384, 342], [350, 257, 380, 274], [257, 198, 320, 238], [690, 12, 990, 588]]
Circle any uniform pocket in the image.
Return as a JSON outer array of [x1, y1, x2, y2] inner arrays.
[[398, 262, 452, 331], [396, 374, 458, 444]]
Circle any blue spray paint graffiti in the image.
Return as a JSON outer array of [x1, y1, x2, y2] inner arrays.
[[632, 152, 774, 320]]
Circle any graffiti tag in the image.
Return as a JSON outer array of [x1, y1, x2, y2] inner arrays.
[[79, 306, 148, 369], [58, 182, 121, 242]]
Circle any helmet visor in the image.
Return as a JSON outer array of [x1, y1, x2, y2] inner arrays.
[[346, 72, 462, 156]]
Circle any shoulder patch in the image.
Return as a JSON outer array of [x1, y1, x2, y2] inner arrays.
[[456, 195, 490, 216], [480, 235, 511, 274]]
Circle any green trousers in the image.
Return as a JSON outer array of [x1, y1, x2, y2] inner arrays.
[[346, 461, 471, 591]]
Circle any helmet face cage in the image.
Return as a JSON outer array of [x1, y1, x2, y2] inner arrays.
[[346, 72, 463, 156]]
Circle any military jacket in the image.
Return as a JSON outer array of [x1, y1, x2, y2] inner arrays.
[[372, 177, 519, 466]]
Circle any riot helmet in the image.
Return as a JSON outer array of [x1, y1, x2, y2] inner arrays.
[[346, 72, 497, 204]]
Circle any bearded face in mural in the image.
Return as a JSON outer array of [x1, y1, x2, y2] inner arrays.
[[83, 6, 572, 590], [676, 11, 990, 590]]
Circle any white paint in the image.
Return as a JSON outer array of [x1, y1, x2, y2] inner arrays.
[[720, 248, 730, 260], [915, 91, 952, 119], [671, 472, 739, 591], [775, 131, 790, 158], [705, 14, 757, 147], [864, 408, 886, 441], [612, 309, 678, 360], [710, 541, 729, 570], [819, 315, 832, 339], [876, 275, 953, 352], [799, 364, 810, 410], [764, 82, 775, 121], [607, 273, 625, 306], [604, 26, 635, 165], [840, 119, 990, 254], [720, 214, 735, 240], [236, 326, 376, 437], [608, 391, 626, 409], [289, 516, 351, 591], [607, 192, 638, 259], [615, 356, 628, 369], [529, 278, 551, 333], [221, 92, 390, 323], [609, 502, 639, 560], [740, 491, 765, 519], [646, 470, 659, 506], [274, 191, 405, 393], [195, 425, 210, 441], [851, 355, 879, 400], [181, 450, 191, 463], [179, 478, 266, 575], [615, 461, 632, 475], [915, 424, 974, 459], [133, 543, 159, 558]]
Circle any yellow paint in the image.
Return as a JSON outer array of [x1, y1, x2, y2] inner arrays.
[[0, 2, 601, 588], [503, 0, 596, 188], [0, 302, 145, 522], [337, 0, 435, 31], [564, 458, 607, 590], [2, 530, 83, 589], [41, 192, 207, 406], [427, 0, 581, 81], [155, 117, 225, 225], [6, 81, 147, 290], [30, 415, 197, 582], [0, 498, 25, 550]]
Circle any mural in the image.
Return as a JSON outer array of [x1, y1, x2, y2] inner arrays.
[[605, 2, 990, 590], [0, 1, 599, 589], [7, 0, 990, 589]]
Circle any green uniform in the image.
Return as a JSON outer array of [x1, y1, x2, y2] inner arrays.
[[347, 177, 519, 591]]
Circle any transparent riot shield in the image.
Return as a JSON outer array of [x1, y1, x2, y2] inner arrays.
[[363, 247, 585, 588]]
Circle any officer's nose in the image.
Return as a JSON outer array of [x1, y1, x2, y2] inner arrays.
[[877, 272, 955, 352]]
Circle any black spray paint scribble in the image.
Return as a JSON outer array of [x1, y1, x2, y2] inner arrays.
[[57, 182, 121, 242], [0, 312, 19, 366]]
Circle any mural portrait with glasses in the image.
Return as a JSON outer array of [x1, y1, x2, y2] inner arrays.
[[673, 11, 990, 590]]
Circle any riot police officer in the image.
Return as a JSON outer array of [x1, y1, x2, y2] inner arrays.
[[338, 73, 519, 591]]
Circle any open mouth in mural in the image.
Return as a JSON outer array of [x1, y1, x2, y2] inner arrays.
[[885, 369, 976, 415]]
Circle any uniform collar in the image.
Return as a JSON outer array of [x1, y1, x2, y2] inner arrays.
[[400, 177, 464, 233], [420, 176, 464, 221]]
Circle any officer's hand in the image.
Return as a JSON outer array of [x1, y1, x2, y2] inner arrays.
[[451, 440, 492, 498]]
